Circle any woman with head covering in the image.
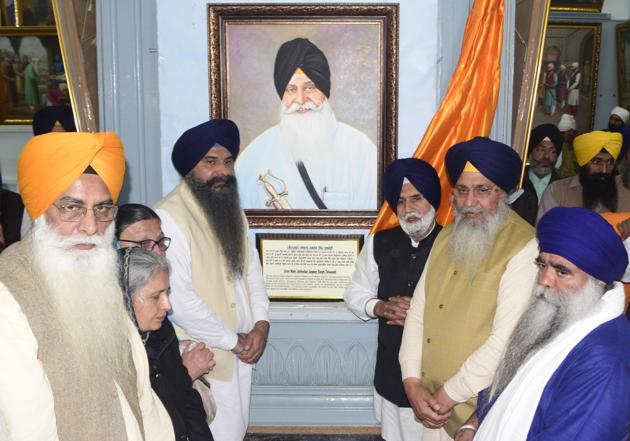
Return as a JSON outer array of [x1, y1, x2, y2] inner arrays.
[[118, 247, 213, 441]]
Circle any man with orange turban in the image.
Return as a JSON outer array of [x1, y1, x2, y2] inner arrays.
[[538, 130, 630, 221], [0, 133, 174, 441]]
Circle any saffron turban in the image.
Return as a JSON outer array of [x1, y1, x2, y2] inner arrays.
[[445, 136, 522, 193], [18, 132, 125, 220], [32, 105, 76, 135], [171, 119, 240, 177], [572, 131, 622, 166], [383, 158, 441, 212], [529, 124, 562, 155], [537, 207, 628, 284], [274, 38, 331, 99]]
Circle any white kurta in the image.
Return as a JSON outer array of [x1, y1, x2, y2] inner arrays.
[[399, 238, 539, 440], [156, 209, 269, 441], [0, 282, 174, 441], [235, 121, 377, 210], [344, 233, 426, 441]]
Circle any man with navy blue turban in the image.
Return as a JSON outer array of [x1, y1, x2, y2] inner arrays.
[[460, 207, 630, 441], [155, 119, 270, 441], [235, 37, 377, 210], [345, 158, 442, 441], [400, 137, 539, 441]]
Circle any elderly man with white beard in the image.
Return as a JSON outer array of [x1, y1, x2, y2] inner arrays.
[[456, 207, 630, 441], [344, 158, 442, 441], [0, 133, 174, 441], [399, 137, 539, 441], [235, 37, 377, 210]]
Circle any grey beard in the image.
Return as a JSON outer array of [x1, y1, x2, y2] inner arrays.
[[398, 206, 436, 242], [185, 173, 245, 278], [448, 200, 510, 277], [489, 278, 604, 399]]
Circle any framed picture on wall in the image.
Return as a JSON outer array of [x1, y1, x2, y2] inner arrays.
[[617, 22, 630, 112], [207, 4, 399, 228], [0, 28, 68, 124], [530, 23, 601, 139], [550, 0, 603, 13]]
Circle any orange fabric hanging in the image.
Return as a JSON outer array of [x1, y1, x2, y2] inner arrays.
[[372, 0, 505, 233]]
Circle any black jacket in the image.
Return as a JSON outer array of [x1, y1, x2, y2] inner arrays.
[[0, 188, 23, 249], [511, 166, 560, 226], [145, 319, 213, 441]]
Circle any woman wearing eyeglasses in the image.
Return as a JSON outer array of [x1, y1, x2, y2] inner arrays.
[[115, 203, 172, 256]]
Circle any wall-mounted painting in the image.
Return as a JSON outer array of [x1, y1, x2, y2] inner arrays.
[[617, 22, 630, 112], [550, 0, 603, 13]]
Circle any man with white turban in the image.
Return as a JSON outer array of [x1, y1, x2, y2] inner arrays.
[[608, 106, 630, 132], [538, 130, 630, 220], [0, 133, 174, 441]]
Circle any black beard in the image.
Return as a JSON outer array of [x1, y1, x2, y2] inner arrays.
[[608, 122, 623, 133], [185, 173, 245, 277], [579, 168, 618, 212]]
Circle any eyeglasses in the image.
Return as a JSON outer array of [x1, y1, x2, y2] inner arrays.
[[119, 237, 172, 252], [453, 185, 498, 199], [52, 202, 118, 222]]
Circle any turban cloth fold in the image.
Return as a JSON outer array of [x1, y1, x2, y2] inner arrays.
[[445, 136, 522, 193], [573, 131, 622, 166], [383, 158, 441, 212], [32, 105, 76, 135], [529, 124, 562, 155], [274, 38, 331, 99], [171, 119, 240, 177], [537, 207, 628, 284], [18, 132, 125, 220]]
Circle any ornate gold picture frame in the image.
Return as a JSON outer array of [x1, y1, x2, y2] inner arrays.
[[207, 4, 399, 228], [549, 0, 603, 13]]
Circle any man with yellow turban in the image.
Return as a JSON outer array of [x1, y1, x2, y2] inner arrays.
[[537, 130, 630, 221], [0, 133, 174, 441]]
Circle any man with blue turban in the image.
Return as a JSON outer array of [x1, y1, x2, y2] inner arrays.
[[460, 207, 630, 441], [155, 120, 270, 441], [344, 158, 442, 441], [399, 137, 539, 441]]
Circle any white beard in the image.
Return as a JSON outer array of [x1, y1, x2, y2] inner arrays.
[[489, 277, 603, 399], [279, 99, 337, 164], [448, 200, 510, 276], [31, 217, 130, 376], [398, 206, 436, 242]]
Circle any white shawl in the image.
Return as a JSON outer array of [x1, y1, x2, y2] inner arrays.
[[475, 283, 625, 441]]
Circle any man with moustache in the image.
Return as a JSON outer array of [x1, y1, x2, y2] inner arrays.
[[399, 137, 539, 441], [155, 119, 270, 441], [235, 37, 377, 210], [537, 130, 630, 221], [511, 124, 562, 225], [608, 105, 630, 132], [344, 158, 442, 441], [459, 207, 630, 441], [0, 132, 174, 441]]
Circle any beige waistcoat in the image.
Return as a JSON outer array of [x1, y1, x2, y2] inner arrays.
[[0, 235, 142, 441], [422, 210, 534, 437], [155, 182, 250, 382]]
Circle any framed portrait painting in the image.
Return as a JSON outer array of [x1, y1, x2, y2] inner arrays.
[[207, 4, 399, 228], [530, 23, 601, 138], [617, 22, 630, 112], [0, 28, 69, 124]]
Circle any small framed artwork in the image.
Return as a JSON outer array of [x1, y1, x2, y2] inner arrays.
[[256, 233, 364, 300], [616, 22, 630, 112], [0, 28, 68, 124], [550, 0, 603, 13], [208, 3, 399, 228], [530, 23, 601, 135], [0, 0, 55, 27]]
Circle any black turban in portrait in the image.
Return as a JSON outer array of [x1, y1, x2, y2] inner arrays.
[[274, 38, 331, 99], [529, 124, 562, 155]]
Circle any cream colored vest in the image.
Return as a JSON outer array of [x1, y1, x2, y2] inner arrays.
[[156, 182, 250, 381], [422, 210, 534, 437]]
